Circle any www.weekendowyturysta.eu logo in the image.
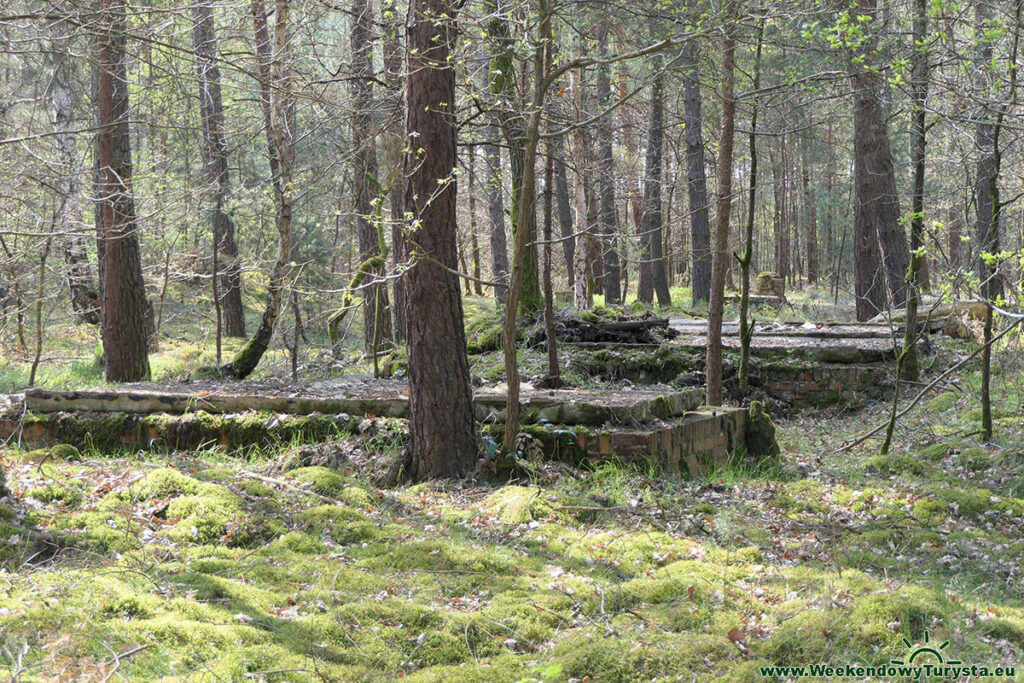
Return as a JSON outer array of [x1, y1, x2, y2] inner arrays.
[[758, 631, 1017, 679]]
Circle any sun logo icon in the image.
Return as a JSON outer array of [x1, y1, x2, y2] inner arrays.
[[891, 631, 962, 666]]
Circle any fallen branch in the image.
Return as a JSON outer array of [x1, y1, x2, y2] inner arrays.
[[101, 643, 154, 682]]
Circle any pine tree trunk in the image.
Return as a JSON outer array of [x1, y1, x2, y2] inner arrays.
[[737, 18, 764, 398], [553, 138, 575, 289], [683, 40, 711, 305], [638, 61, 671, 306], [802, 160, 818, 285], [224, 0, 294, 379], [403, 0, 477, 479], [849, 0, 909, 318], [193, 0, 246, 337], [351, 0, 392, 353], [50, 37, 100, 325], [488, 2, 540, 313], [899, 0, 929, 384], [382, 4, 406, 342], [483, 119, 509, 306], [468, 152, 483, 296], [974, 8, 1003, 306], [706, 3, 736, 406], [95, 0, 151, 382], [595, 30, 621, 304]]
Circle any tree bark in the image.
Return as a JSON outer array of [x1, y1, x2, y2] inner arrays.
[[737, 18, 764, 398], [802, 159, 818, 285], [682, 40, 711, 305], [468, 151, 483, 296], [541, 12, 560, 383], [49, 33, 100, 325], [595, 29, 621, 304], [483, 119, 509, 306], [224, 0, 294, 379], [570, 55, 600, 305], [95, 0, 151, 382], [849, 0, 909, 319], [553, 138, 575, 289], [381, 0, 406, 342], [974, 2, 1004, 306], [501, 0, 553, 453], [637, 59, 671, 306], [489, 1, 541, 314], [706, 2, 737, 407], [900, 0, 930, 384], [193, 0, 246, 337], [403, 0, 477, 478], [351, 0, 392, 353]]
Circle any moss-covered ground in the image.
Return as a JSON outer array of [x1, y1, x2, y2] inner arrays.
[[1, 349, 1023, 681]]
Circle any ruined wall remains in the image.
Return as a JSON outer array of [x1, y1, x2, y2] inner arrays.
[[759, 363, 891, 408]]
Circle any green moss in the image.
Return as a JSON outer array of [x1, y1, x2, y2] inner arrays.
[[850, 586, 945, 644], [734, 546, 763, 563], [466, 322, 504, 355], [652, 395, 675, 420], [100, 595, 154, 619], [165, 490, 243, 544], [272, 531, 328, 555], [223, 515, 287, 548], [300, 504, 379, 544], [287, 466, 348, 498], [864, 453, 925, 475], [761, 609, 842, 663], [552, 630, 737, 681], [979, 618, 1024, 646], [957, 447, 992, 471], [420, 631, 471, 665], [918, 443, 951, 461], [339, 485, 376, 509], [238, 480, 276, 497], [745, 401, 780, 460], [913, 486, 1018, 521], [30, 443, 82, 461], [27, 482, 84, 508], [483, 486, 564, 524], [926, 391, 958, 413], [131, 467, 203, 499], [52, 511, 140, 552]]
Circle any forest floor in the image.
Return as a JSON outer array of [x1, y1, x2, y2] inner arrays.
[[0, 287, 1022, 680], [1, 354, 1023, 681]]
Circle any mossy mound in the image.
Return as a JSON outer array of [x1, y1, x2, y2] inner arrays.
[[483, 486, 566, 524], [21, 444, 82, 462], [926, 391, 959, 413], [913, 486, 1023, 521], [864, 453, 925, 475], [27, 482, 84, 508], [745, 401, 781, 461]]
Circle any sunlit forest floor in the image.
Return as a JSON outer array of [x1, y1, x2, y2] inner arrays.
[[1, 287, 1023, 681]]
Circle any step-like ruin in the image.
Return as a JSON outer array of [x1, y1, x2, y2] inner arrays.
[[0, 384, 767, 477], [559, 317, 948, 408]]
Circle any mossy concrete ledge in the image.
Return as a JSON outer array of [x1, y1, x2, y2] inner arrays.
[[472, 388, 703, 425], [1, 410, 360, 452], [21, 388, 409, 418], [21, 386, 704, 427], [484, 406, 759, 478]]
